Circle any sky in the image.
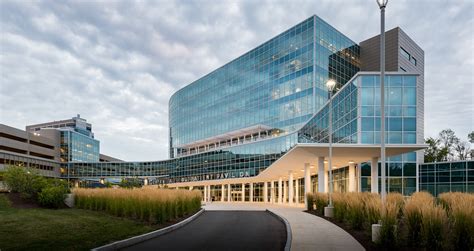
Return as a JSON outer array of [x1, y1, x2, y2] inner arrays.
[[0, 0, 473, 161]]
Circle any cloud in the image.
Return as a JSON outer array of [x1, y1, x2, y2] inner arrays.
[[1, 0, 473, 161]]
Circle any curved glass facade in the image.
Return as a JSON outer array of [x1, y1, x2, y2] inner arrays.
[[169, 16, 359, 158]]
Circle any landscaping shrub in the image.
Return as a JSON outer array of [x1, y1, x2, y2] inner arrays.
[[306, 193, 314, 211], [3, 166, 70, 208], [74, 187, 202, 224], [38, 186, 68, 208], [313, 192, 328, 215], [3, 166, 48, 200], [3, 166, 28, 193], [119, 178, 143, 189]]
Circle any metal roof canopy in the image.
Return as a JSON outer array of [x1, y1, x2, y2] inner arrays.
[[167, 143, 426, 187]]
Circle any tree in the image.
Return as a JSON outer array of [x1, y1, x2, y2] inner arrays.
[[469, 131, 474, 159], [438, 129, 459, 161], [468, 131, 474, 144], [119, 178, 143, 189], [424, 137, 447, 162], [453, 140, 470, 160]]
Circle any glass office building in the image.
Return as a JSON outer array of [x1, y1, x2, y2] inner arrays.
[[60, 130, 99, 163], [169, 16, 359, 158], [65, 15, 425, 197]]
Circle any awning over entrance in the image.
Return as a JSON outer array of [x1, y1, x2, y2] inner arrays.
[[168, 143, 426, 187], [256, 143, 426, 181]]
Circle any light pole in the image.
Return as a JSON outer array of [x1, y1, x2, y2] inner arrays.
[[324, 79, 336, 218], [377, 0, 388, 203]]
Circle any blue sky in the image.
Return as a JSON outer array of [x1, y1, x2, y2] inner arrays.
[[1, 0, 473, 161]]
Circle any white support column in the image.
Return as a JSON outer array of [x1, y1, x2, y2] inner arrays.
[[318, 157, 325, 193], [271, 181, 275, 203], [288, 171, 294, 205], [278, 178, 283, 204], [348, 163, 356, 192], [283, 180, 287, 203], [241, 183, 245, 202], [304, 163, 311, 207], [250, 183, 254, 202], [204, 186, 207, 202], [358, 162, 362, 192], [324, 163, 329, 193], [371, 157, 379, 193], [209, 185, 212, 202], [227, 184, 231, 202], [295, 178, 299, 205], [263, 182, 268, 203], [221, 184, 225, 202]]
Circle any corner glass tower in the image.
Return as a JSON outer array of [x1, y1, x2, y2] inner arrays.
[[169, 16, 360, 158]]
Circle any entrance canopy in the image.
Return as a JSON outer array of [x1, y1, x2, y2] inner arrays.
[[168, 143, 426, 187], [257, 143, 426, 181]]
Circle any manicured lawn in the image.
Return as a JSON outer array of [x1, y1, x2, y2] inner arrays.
[[0, 194, 155, 251]]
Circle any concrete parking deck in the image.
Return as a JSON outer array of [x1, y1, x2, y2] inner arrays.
[[204, 202, 365, 251]]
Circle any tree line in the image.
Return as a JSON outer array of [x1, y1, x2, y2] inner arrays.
[[424, 129, 473, 162]]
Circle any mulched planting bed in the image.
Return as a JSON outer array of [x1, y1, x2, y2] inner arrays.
[[305, 210, 425, 251], [5, 192, 42, 209]]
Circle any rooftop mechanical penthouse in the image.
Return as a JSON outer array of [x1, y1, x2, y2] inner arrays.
[[63, 15, 425, 198]]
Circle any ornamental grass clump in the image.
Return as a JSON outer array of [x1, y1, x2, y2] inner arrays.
[[365, 193, 382, 226], [404, 192, 433, 246], [345, 192, 366, 230], [74, 187, 201, 224], [313, 192, 328, 215], [439, 192, 474, 250], [332, 192, 347, 222], [421, 203, 447, 250], [386, 192, 404, 218], [378, 197, 401, 247], [306, 193, 314, 211]]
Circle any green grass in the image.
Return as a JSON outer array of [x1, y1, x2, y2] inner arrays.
[[0, 194, 155, 251]]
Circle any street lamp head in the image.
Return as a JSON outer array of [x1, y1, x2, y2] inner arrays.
[[376, 0, 388, 8], [326, 79, 336, 91]]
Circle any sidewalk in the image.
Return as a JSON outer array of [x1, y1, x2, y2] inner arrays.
[[204, 202, 365, 251]]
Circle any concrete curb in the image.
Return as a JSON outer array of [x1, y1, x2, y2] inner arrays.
[[91, 208, 205, 251], [266, 209, 292, 251]]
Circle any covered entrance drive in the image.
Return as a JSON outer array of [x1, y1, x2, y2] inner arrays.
[[169, 143, 426, 207]]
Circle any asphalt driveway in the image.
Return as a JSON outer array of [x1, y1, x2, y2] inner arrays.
[[122, 211, 286, 251]]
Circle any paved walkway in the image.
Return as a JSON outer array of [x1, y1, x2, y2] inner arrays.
[[122, 210, 286, 251], [204, 202, 365, 251]]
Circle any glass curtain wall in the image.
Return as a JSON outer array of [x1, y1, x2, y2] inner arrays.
[[420, 160, 474, 196], [358, 75, 418, 195], [299, 74, 418, 196]]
